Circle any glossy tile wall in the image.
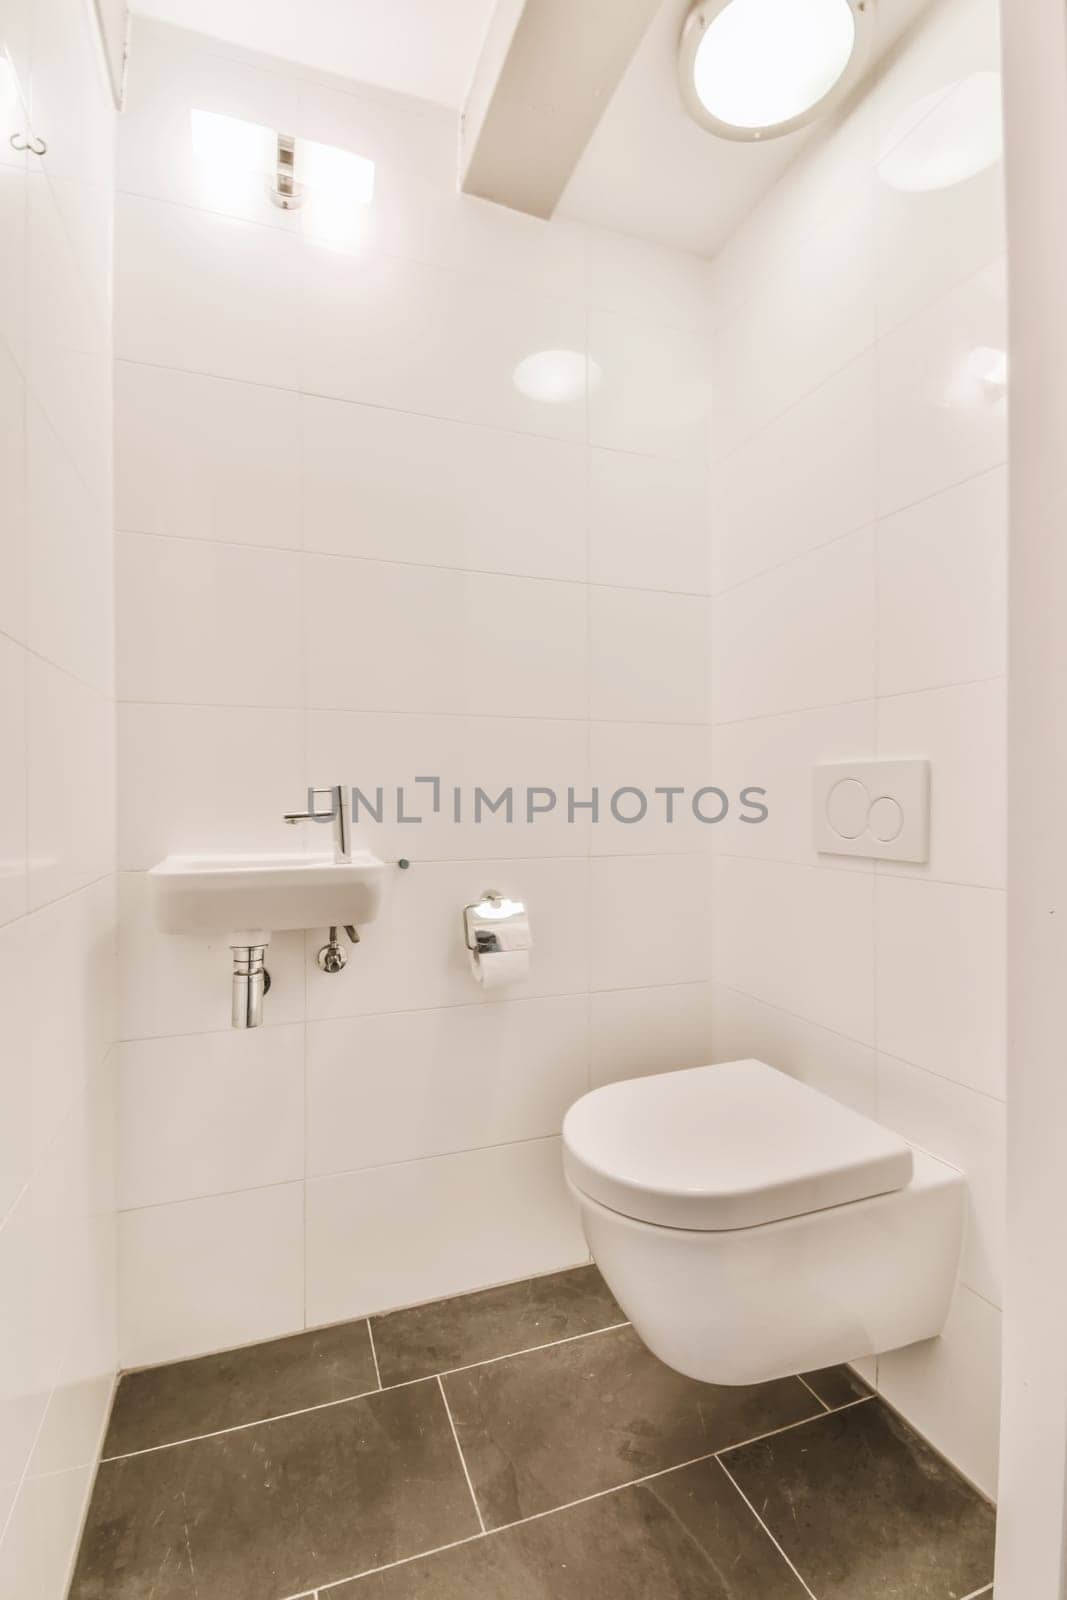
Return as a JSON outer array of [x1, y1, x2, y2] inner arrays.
[[113, 19, 716, 1369], [0, 0, 118, 1593], [706, 0, 1005, 1496]]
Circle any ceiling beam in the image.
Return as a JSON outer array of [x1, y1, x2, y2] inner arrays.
[[460, 0, 663, 219]]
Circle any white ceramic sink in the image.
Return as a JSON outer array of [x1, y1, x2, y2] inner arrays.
[[149, 851, 388, 939]]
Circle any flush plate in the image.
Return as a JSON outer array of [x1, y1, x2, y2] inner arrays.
[[813, 760, 930, 863]]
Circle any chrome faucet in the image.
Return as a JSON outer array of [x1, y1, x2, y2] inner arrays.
[[284, 784, 352, 862]]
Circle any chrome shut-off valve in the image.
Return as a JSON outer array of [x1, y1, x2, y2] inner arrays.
[[316, 924, 360, 973]]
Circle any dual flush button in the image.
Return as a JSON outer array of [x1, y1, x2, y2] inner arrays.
[[812, 760, 929, 863]]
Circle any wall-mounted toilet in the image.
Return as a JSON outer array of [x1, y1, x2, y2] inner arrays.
[[562, 1059, 965, 1387]]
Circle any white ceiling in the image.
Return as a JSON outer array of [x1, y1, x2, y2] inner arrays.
[[559, 0, 935, 257], [560, 0, 817, 257], [129, 0, 498, 108], [132, 0, 936, 258]]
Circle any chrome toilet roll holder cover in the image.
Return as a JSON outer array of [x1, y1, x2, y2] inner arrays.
[[463, 891, 532, 956]]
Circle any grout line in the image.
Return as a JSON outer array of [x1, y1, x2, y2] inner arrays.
[[365, 1320, 383, 1391], [716, 1456, 819, 1600], [308, 1398, 863, 1599], [284, 1534, 488, 1598], [103, 1320, 632, 1461], [716, 1395, 874, 1461], [100, 1383, 392, 1460], [116, 523, 710, 602], [436, 1376, 485, 1535], [796, 1374, 831, 1414], [959, 1586, 993, 1600], [711, 979, 1007, 1108]]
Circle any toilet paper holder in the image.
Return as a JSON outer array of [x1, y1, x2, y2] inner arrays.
[[463, 891, 532, 956]]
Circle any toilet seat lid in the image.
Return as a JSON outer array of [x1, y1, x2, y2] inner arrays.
[[562, 1059, 914, 1231]]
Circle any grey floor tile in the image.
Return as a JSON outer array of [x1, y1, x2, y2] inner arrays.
[[371, 1266, 624, 1387], [441, 1322, 822, 1529], [71, 1379, 480, 1600], [333, 1456, 809, 1599], [800, 1363, 873, 1409], [105, 1320, 380, 1456], [722, 1397, 996, 1600]]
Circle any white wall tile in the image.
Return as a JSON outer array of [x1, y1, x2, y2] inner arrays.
[[0, 159, 27, 384], [875, 876, 1005, 1097], [588, 308, 706, 459], [304, 557, 589, 720], [0, 0, 116, 1580], [590, 855, 710, 992], [876, 1051, 1004, 1306], [304, 856, 589, 1020], [0, 919, 30, 1219], [710, 529, 877, 724], [0, 340, 26, 645], [301, 396, 587, 582], [25, 399, 112, 692], [590, 982, 713, 1088], [115, 363, 302, 548], [711, 855, 875, 1043], [119, 1024, 305, 1209], [460, 572, 589, 721], [590, 721, 711, 855], [708, 201, 876, 451], [24, 172, 111, 509], [25, 659, 113, 911], [305, 1138, 586, 1326], [877, 678, 1006, 889], [589, 450, 706, 595], [115, 194, 302, 388], [877, 467, 1006, 696], [306, 996, 588, 1176], [297, 242, 588, 442], [0, 635, 26, 927], [710, 354, 878, 593], [712, 701, 877, 868], [25, 879, 115, 1164], [0, 1187, 63, 1529], [303, 555, 463, 715], [116, 533, 302, 706], [584, 228, 712, 331], [876, 1285, 1001, 1499], [305, 710, 591, 862], [590, 587, 706, 724], [710, 982, 878, 1117], [873, 0, 1004, 333], [119, 1182, 305, 1367], [877, 257, 1007, 516], [118, 703, 306, 870]]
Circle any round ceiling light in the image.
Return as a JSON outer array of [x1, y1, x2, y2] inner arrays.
[[679, 0, 872, 143]]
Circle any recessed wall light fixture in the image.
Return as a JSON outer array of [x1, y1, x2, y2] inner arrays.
[[678, 0, 873, 142], [189, 109, 375, 227]]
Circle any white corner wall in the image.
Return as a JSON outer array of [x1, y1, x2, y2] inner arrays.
[[112, 18, 718, 1369], [0, 0, 118, 1593], [706, 0, 1006, 1496]]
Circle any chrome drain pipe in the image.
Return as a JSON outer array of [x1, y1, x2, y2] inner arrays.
[[231, 943, 269, 1029]]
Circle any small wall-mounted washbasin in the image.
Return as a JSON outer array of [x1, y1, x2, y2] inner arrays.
[[149, 850, 388, 939]]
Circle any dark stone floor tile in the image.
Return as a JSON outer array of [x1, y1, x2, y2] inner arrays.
[[722, 1397, 996, 1600], [371, 1266, 624, 1387], [70, 1379, 479, 1600], [334, 1456, 809, 1599], [800, 1363, 873, 1409], [441, 1322, 822, 1530], [104, 1320, 379, 1456]]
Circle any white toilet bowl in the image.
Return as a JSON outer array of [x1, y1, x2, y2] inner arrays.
[[562, 1059, 965, 1387]]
